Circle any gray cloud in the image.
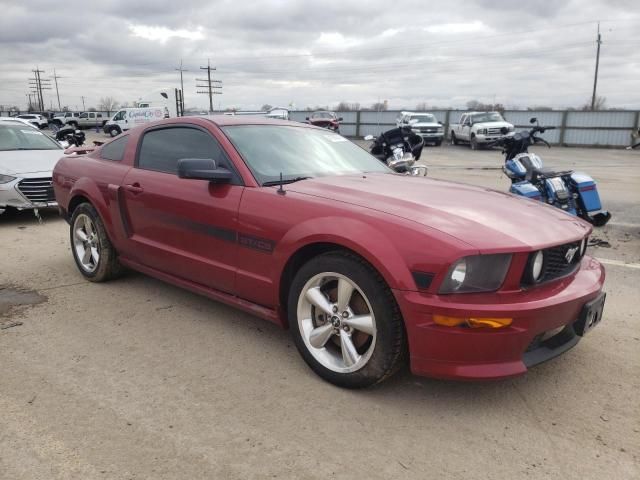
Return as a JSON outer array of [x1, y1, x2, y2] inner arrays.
[[0, 0, 638, 111]]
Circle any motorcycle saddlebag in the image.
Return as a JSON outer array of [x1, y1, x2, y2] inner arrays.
[[569, 172, 602, 212], [510, 181, 542, 200]]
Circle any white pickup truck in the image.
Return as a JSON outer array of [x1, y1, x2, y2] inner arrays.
[[450, 112, 514, 150]]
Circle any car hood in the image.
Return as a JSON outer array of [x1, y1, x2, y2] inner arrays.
[[0, 149, 63, 176], [288, 173, 590, 252], [473, 121, 513, 128]]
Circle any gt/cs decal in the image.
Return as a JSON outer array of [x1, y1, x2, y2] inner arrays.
[[238, 234, 275, 253]]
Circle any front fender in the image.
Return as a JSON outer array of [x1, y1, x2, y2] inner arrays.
[[272, 216, 417, 295]]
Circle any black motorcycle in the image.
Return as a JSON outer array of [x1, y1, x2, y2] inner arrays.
[[54, 125, 86, 148], [364, 126, 426, 175]]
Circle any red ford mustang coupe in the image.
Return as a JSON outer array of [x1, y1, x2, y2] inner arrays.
[[52, 116, 606, 388]]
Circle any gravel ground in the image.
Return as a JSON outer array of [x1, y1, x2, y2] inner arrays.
[[1, 137, 638, 479]]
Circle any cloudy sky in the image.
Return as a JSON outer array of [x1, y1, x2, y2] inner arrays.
[[0, 0, 639, 111]]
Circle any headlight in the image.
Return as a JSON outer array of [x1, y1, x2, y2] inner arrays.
[[0, 174, 16, 184], [579, 237, 587, 256], [477, 128, 487, 135], [523, 250, 548, 284], [439, 254, 512, 294]]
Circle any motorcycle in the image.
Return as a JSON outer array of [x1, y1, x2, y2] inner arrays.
[[364, 126, 427, 176], [55, 125, 86, 149], [491, 118, 611, 226]]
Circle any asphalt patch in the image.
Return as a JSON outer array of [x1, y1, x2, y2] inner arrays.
[[0, 285, 47, 320]]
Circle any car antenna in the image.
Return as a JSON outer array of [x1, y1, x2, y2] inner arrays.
[[277, 172, 286, 195]]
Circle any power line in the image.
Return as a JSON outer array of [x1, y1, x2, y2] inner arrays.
[[28, 67, 51, 111]]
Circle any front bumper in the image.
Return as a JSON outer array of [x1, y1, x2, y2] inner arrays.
[[0, 176, 57, 211], [394, 256, 605, 380], [475, 133, 510, 144]]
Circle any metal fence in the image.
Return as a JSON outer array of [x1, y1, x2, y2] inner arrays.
[[289, 110, 640, 148]]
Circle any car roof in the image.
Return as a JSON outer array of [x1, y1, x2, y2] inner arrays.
[[195, 115, 308, 128]]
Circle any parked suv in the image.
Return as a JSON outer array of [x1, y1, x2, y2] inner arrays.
[[16, 114, 49, 129], [450, 112, 514, 150], [51, 112, 81, 127], [396, 112, 444, 146]]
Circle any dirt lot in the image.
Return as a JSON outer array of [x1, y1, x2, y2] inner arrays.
[[1, 139, 639, 479]]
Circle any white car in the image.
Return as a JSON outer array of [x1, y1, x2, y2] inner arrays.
[[0, 117, 39, 129], [396, 111, 445, 146], [0, 123, 63, 214], [16, 114, 49, 129]]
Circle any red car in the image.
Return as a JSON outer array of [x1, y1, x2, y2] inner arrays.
[[306, 111, 342, 132], [52, 116, 606, 388]]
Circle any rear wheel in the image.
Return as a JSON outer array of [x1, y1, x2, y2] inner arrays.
[[288, 251, 406, 388], [70, 203, 123, 282]]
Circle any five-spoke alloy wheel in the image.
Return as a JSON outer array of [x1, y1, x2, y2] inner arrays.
[[288, 251, 406, 388], [70, 202, 123, 282]]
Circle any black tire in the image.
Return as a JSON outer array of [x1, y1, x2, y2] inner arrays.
[[288, 251, 406, 388], [451, 131, 459, 145], [470, 135, 478, 150], [68, 121, 78, 128], [109, 126, 121, 137], [434, 139, 442, 147], [70, 203, 123, 282]]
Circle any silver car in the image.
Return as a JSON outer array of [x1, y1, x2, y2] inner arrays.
[[0, 123, 63, 214]]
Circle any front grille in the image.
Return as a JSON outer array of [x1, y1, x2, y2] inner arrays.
[[522, 240, 583, 286], [487, 127, 503, 136], [18, 177, 55, 203]]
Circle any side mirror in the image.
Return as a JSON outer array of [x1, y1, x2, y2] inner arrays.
[[364, 135, 374, 141], [438, 121, 443, 125], [529, 117, 537, 124], [500, 126, 509, 135], [177, 158, 232, 183], [338, 117, 343, 122]]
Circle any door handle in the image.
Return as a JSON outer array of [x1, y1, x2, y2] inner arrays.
[[123, 183, 144, 194]]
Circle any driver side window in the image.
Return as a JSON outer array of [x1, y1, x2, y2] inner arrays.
[[137, 126, 241, 184]]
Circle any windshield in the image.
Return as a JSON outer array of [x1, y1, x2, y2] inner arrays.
[[311, 112, 334, 119], [223, 125, 389, 184], [409, 114, 436, 123], [471, 112, 504, 123], [0, 125, 62, 151]]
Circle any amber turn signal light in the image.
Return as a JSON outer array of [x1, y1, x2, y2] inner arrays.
[[433, 315, 512, 329]]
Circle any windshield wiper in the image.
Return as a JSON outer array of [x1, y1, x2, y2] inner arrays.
[[262, 176, 312, 187]]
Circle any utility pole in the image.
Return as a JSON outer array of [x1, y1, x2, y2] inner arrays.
[[29, 67, 51, 112], [197, 59, 222, 113], [51, 68, 63, 110], [590, 22, 602, 111], [175, 59, 188, 112], [81, 96, 86, 111]]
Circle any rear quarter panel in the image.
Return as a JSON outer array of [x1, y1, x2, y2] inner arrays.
[[53, 151, 131, 249]]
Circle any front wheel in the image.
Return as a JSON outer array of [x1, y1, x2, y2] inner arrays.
[[470, 135, 479, 150], [70, 203, 123, 282], [288, 251, 406, 388], [109, 126, 121, 137], [434, 139, 443, 147], [451, 132, 459, 145]]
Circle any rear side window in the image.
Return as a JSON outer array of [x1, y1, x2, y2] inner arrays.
[[100, 135, 128, 161], [137, 127, 229, 175]]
